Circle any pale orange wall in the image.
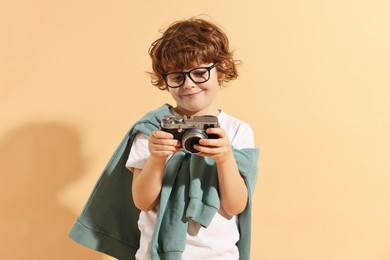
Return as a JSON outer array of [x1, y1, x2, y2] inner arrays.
[[1, 1, 389, 260]]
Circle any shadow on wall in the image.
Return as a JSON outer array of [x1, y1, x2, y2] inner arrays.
[[0, 122, 103, 260]]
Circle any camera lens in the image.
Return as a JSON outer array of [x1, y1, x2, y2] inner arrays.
[[182, 129, 208, 153]]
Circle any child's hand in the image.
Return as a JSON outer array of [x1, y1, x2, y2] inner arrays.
[[148, 130, 181, 159], [194, 128, 233, 164]]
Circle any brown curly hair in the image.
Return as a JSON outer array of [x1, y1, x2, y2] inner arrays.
[[148, 18, 240, 90]]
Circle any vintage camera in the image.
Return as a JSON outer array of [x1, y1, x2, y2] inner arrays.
[[160, 115, 219, 153]]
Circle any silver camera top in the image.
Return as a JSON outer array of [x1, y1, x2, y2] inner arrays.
[[161, 115, 218, 132]]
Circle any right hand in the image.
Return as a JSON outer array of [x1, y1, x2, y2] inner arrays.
[[148, 130, 181, 159]]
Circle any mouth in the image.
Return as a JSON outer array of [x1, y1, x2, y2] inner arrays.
[[180, 90, 203, 97]]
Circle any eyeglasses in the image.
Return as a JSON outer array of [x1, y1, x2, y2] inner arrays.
[[162, 62, 219, 88]]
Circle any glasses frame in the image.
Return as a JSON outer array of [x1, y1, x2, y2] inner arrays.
[[162, 62, 219, 88]]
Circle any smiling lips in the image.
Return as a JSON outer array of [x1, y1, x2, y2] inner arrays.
[[180, 90, 203, 97]]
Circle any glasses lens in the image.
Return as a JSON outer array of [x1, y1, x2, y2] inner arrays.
[[190, 68, 209, 83], [166, 73, 184, 88]]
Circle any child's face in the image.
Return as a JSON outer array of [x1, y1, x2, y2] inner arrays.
[[167, 62, 222, 117]]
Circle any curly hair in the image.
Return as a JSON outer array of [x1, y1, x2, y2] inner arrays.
[[148, 18, 240, 90]]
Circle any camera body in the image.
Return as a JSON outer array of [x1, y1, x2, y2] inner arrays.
[[160, 115, 219, 153]]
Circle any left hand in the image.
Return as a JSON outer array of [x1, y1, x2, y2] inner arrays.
[[193, 128, 233, 164]]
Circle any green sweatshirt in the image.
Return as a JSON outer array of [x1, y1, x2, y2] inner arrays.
[[68, 104, 260, 260]]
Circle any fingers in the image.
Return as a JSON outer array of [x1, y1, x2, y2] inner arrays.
[[149, 130, 181, 157], [197, 127, 226, 147], [204, 127, 224, 137], [151, 130, 174, 139], [195, 128, 230, 155], [194, 139, 232, 164], [194, 142, 227, 155]]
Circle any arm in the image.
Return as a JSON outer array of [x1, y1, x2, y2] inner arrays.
[[132, 130, 181, 211], [194, 128, 248, 216]]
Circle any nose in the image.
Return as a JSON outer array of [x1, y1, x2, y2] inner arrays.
[[182, 74, 195, 89]]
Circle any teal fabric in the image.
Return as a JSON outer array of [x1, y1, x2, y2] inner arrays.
[[68, 104, 260, 260]]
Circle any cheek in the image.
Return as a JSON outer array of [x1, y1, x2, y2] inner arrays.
[[168, 89, 180, 99]]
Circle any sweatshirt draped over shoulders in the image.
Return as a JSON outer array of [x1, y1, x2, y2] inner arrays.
[[68, 104, 260, 260]]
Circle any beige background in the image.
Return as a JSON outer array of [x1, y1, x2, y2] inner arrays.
[[1, 1, 389, 259]]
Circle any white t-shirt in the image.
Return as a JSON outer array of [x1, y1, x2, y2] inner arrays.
[[126, 110, 255, 260]]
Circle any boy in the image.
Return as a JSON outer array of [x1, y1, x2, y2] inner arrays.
[[69, 17, 259, 260]]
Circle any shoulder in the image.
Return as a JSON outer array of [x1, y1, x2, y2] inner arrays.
[[138, 103, 172, 123], [130, 104, 173, 136], [218, 112, 252, 130], [218, 111, 255, 149]]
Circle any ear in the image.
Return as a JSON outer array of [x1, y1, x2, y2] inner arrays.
[[217, 60, 229, 81], [217, 71, 225, 82]]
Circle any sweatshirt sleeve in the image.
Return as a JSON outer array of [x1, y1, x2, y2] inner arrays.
[[233, 147, 260, 260]]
